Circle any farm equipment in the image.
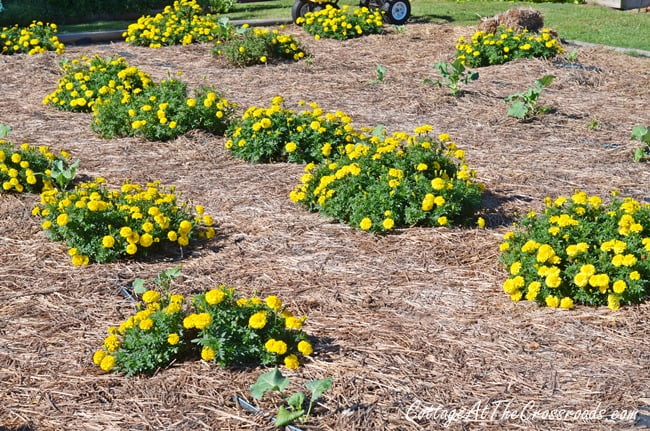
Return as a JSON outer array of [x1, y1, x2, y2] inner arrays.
[[291, 0, 411, 25]]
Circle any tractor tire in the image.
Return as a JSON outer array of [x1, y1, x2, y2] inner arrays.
[[381, 0, 410, 25]]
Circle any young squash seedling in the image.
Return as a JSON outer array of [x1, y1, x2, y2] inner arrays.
[[250, 368, 332, 427], [424, 59, 478, 97], [505, 74, 555, 120], [0, 124, 10, 138], [631, 125, 650, 162]]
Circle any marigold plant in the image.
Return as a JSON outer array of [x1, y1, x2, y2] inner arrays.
[[34, 178, 216, 265], [456, 27, 563, 67], [91, 80, 235, 140], [43, 55, 153, 113], [93, 290, 187, 376], [123, 0, 233, 48], [297, 5, 384, 40], [187, 286, 312, 368], [0, 21, 65, 55], [0, 140, 71, 193], [225, 96, 358, 163], [291, 126, 484, 232], [499, 191, 650, 310], [213, 25, 307, 67]]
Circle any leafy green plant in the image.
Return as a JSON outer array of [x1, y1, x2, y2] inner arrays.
[[250, 368, 333, 427], [199, 0, 235, 13], [49, 159, 79, 190], [424, 59, 478, 96], [631, 125, 650, 162], [186, 286, 313, 368], [35, 178, 216, 265], [43, 55, 153, 113], [133, 266, 182, 296], [505, 74, 555, 120], [123, 0, 233, 48], [213, 25, 307, 67], [500, 191, 650, 310], [1, 139, 71, 193], [0, 124, 10, 138], [290, 125, 484, 232], [0, 20, 64, 55], [587, 119, 599, 130], [93, 278, 188, 376], [91, 80, 235, 141], [297, 5, 384, 40], [370, 64, 387, 84], [225, 96, 358, 163], [456, 27, 563, 67], [565, 48, 579, 62]]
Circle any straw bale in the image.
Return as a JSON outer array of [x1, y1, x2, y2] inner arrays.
[[0, 23, 649, 430]]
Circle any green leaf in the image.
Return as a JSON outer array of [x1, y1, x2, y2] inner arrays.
[[132, 278, 147, 295], [536, 74, 555, 88], [286, 391, 305, 410], [633, 147, 646, 162], [275, 405, 305, 427], [507, 101, 528, 119], [250, 368, 289, 400], [305, 377, 332, 402], [631, 125, 650, 144], [0, 124, 11, 138]]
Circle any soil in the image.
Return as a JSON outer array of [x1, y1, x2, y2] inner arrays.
[[1, 22, 649, 431]]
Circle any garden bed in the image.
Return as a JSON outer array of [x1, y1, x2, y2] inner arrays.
[[1, 23, 649, 430]]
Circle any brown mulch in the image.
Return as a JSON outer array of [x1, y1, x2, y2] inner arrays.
[[1, 22, 650, 431]]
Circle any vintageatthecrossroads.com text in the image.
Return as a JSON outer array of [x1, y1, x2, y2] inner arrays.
[[405, 399, 638, 427]]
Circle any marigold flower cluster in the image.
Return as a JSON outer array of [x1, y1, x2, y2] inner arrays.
[[42, 55, 153, 113], [225, 96, 356, 163], [213, 25, 307, 67], [94, 282, 313, 375], [87, 77, 235, 141], [500, 191, 650, 310], [93, 290, 186, 376], [0, 21, 64, 55], [0, 140, 69, 193], [297, 5, 384, 40], [189, 287, 312, 368], [123, 0, 233, 48], [34, 178, 215, 265], [291, 125, 484, 232], [456, 27, 563, 67]]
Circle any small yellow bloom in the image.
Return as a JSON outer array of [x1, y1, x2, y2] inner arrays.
[[284, 354, 300, 369], [248, 311, 268, 329], [167, 333, 180, 345], [359, 217, 372, 231], [201, 346, 216, 361], [298, 340, 313, 356]]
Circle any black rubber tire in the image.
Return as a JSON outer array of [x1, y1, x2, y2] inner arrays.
[[291, 0, 313, 23], [381, 0, 411, 25]]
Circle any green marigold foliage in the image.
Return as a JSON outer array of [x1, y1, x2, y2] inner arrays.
[[1, 140, 70, 193], [35, 178, 216, 265], [123, 0, 233, 47], [456, 27, 563, 67], [91, 80, 236, 141], [43, 55, 153, 113], [213, 26, 307, 67], [499, 191, 650, 310], [0, 21, 64, 55], [93, 282, 315, 375], [290, 126, 484, 232], [225, 96, 357, 163], [94, 290, 187, 376], [297, 5, 384, 40], [187, 287, 312, 368]]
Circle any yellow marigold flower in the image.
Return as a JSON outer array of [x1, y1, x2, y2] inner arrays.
[[100, 355, 116, 371], [359, 217, 372, 231], [119, 226, 133, 238], [139, 318, 154, 331], [166, 302, 181, 314], [284, 353, 300, 369], [382, 218, 395, 230], [178, 220, 192, 235], [607, 294, 620, 310], [126, 243, 138, 255], [285, 316, 303, 330], [265, 338, 288, 355], [536, 244, 555, 263], [499, 242, 510, 251], [477, 217, 485, 228], [248, 311, 268, 329], [545, 295, 560, 308], [142, 290, 160, 304], [545, 273, 561, 288], [205, 289, 226, 305], [437, 216, 448, 226], [613, 280, 627, 294], [194, 313, 212, 330], [574, 272, 589, 288], [102, 235, 115, 248], [265, 295, 282, 311], [139, 233, 154, 248], [186, 98, 197, 107], [93, 350, 107, 365], [167, 231, 178, 242], [71, 254, 88, 266], [297, 340, 313, 356], [56, 213, 69, 226], [201, 346, 216, 361], [509, 261, 521, 275], [167, 333, 180, 345], [630, 271, 640, 280], [431, 177, 445, 191], [560, 297, 574, 309], [103, 335, 121, 352]]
